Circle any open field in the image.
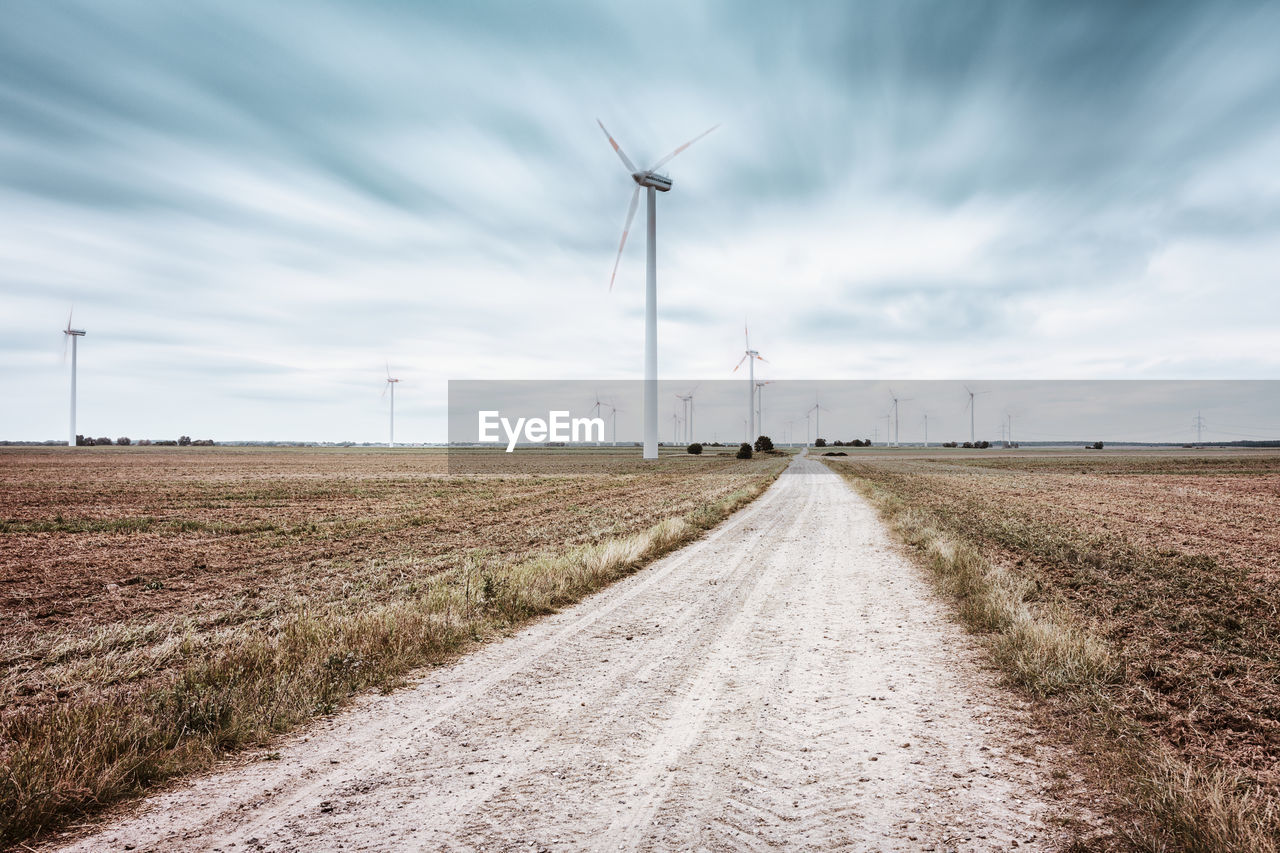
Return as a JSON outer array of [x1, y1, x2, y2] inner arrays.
[[51, 455, 1068, 853], [823, 449, 1280, 851], [0, 446, 788, 846]]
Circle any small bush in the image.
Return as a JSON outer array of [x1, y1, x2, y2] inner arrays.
[[814, 438, 826, 447], [116, 437, 131, 446], [736, 442, 753, 459], [754, 435, 774, 452], [686, 443, 702, 455]]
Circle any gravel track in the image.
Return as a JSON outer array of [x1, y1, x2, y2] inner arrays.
[[58, 455, 1063, 851]]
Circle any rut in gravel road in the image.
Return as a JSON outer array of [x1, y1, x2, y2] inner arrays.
[[59, 455, 1066, 852]]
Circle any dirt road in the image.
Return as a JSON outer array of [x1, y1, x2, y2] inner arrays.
[[59, 456, 1063, 851]]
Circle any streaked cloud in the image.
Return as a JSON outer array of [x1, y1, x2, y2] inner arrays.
[[3, 1, 1278, 441]]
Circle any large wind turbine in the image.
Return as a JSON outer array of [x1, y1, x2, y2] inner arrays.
[[599, 119, 718, 460], [62, 311, 86, 447], [383, 364, 400, 448], [963, 385, 991, 444], [733, 326, 767, 443]]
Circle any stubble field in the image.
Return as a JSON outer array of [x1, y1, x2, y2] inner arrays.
[[824, 449, 1280, 851], [0, 445, 788, 846]]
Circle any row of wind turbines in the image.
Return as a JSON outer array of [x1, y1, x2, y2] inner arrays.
[[651, 376, 1010, 449]]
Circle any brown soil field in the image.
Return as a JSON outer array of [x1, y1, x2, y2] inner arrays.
[[0, 445, 787, 845], [825, 449, 1280, 849]]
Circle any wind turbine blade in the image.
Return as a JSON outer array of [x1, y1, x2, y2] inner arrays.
[[732, 354, 748, 373], [649, 124, 719, 171], [66, 309, 74, 333], [609, 185, 641, 291], [596, 119, 637, 173], [755, 355, 769, 363]]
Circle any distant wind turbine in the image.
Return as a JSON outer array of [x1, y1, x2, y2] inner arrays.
[[889, 388, 913, 447], [807, 402, 830, 446], [590, 390, 609, 445], [598, 119, 718, 460], [755, 380, 772, 440], [964, 385, 991, 444], [606, 401, 620, 446], [733, 325, 767, 443], [675, 390, 696, 444], [62, 310, 86, 447], [382, 364, 400, 447]]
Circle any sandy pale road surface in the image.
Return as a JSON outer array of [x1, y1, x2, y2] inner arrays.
[[58, 456, 1065, 852]]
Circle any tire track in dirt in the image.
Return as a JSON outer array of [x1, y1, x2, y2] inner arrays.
[[55, 455, 1065, 852]]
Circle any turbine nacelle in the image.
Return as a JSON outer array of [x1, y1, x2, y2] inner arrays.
[[632, 171, 672, 192]]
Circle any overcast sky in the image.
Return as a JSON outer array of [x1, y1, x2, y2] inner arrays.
[[4, 1, 1279, 442]]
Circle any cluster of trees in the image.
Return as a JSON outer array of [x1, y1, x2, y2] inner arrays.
[[75, 435, 215, 447], [828, 439, 873, 447], [75, 436, 121, 446], [941, 441, 992, 448], [1086, 441, 1105, 449]]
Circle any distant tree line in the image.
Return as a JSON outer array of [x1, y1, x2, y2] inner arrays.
[[941, 441, 992, 448], [75, 435, 215, 446]]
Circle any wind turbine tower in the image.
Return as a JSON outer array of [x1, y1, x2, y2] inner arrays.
[[590, 391, 610, 446], [754, 380, 771, 440], [964, 385, 990, 444], [62, 312, 86, 447], [675, 391, 695, 443], [733, 326, 767, 443], [598, 119, 718, 460], [807, 402, 829, 445], [383, 365, 400, 448], [889, 388, 913, 446]]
